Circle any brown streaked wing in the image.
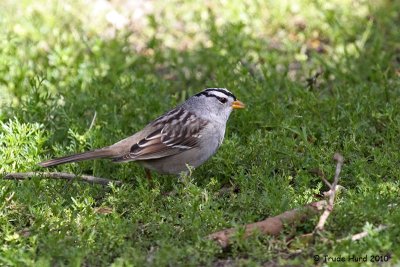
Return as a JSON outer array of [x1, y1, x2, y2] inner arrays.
[[113, 109, 208, 162]]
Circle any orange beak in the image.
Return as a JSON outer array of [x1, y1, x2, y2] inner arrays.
[[231, 100, 245, 109]]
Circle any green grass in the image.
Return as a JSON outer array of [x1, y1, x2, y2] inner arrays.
[[1, 0, 400, 266]]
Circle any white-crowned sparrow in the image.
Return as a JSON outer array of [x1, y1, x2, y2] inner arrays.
[[39, 88, 245, 175]]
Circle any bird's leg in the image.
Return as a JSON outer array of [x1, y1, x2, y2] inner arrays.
[[144, 168, 152, 182]]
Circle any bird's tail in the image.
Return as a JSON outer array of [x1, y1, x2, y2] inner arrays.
[[38, 148, 115, 167]]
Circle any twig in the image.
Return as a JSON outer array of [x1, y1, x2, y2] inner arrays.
[[3, 172, 122, 186], [309, 168, 331, 188], [350, 224, 388, 241], [208, 153, 346, 248], [338, 224, 389, 242], [208, 200, 327, 248], [315, 153, 344, 231], [323, 185, 344, 198], [321, 177, 332, 188], [88, 111, 97, 132]]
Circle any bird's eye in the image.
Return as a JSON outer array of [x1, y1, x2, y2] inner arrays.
[[218, 97, 227, 104]]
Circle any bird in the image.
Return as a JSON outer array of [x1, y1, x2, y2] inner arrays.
[[39, 88, 245, 176]]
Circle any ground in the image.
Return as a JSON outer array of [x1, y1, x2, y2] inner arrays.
[[0, 0, 399, 266]]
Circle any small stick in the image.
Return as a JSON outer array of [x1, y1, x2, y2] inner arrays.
[[321, 177, 332, 188], [350, 224, 388, 241], [3, 172, 122, 186], [88, 111, 97, 132], [208, 200, 327, 248], [309, 168, 331, 188], [337, 224, 389, 242], [315, 153, 344, 231]]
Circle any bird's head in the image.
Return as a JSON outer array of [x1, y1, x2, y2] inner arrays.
[[185, 88, 245, 123]]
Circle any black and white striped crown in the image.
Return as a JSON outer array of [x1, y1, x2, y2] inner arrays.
[[194, 88, 237, 101]]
